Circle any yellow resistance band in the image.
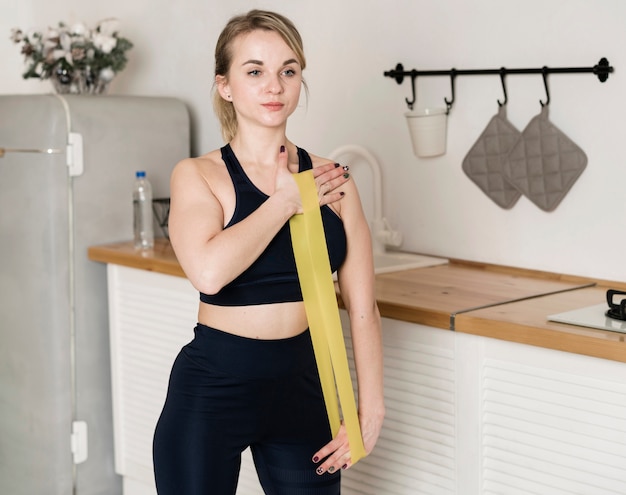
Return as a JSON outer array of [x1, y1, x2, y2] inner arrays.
[[290, 170, 367, 465]]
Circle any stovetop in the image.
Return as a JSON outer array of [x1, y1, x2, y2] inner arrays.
[[548, 303, 626, 334], [548, 289, 626, 333]]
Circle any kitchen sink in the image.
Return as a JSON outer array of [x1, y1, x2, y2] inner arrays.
[[333, 251, 448, 281]]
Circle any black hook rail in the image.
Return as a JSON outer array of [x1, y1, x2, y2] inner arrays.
[[384, 57, 613, 112]]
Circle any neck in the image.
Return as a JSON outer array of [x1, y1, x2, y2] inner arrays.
[[230, 125, 291, 167]]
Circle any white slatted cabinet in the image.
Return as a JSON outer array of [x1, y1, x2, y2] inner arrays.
[[341, 315, 456, 495], [106, 264, 626, 494], [107, 265, 197, 493], [476, 336, 626, 495]]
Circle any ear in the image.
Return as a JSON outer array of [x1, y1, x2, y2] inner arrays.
[[216, 75, 231, 102]]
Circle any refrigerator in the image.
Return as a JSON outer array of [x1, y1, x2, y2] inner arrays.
[[0, 94, 190, 495]]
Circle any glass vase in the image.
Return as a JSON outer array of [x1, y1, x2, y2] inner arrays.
[[50, 66, 111, 95]]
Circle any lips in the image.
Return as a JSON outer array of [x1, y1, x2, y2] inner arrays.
[[262, 102, 284, 111]]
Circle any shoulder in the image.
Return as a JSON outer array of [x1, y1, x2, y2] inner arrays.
[[173, 149, 223, 175], [169, 148, 236, 210], [171, 149, 226, 186], [302, 150, 333, 170], [304, 150, 348, 177]]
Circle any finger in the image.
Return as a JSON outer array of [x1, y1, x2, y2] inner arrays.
[[319, 181, 333, 197], [312, 437, 342, 465], [326, 171, 350, 192], [312, 426, 352, 475], [312, 161, 341, 179], [314, 448, 352, 475], [319, 191, 345, 206], [278, 144, 289, 170], [318, 172, 350, 203]]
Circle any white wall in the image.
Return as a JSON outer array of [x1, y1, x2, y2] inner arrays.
[[2, 0, 625, 281]]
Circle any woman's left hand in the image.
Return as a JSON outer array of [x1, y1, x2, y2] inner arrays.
[[311, 162, 350, 206], [311, 412, 383, 474]]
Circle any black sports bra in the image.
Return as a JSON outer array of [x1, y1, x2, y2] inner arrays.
[[199, 144, 347, 306]]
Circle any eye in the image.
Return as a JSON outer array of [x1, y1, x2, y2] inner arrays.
[[247, 69, 262, 76], [282, 68, 297, 77]]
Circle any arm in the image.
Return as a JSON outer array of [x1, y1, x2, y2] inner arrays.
[[337, 181, 385, 455], [168, 152, 299, 295], [168, 148, 349, 295]]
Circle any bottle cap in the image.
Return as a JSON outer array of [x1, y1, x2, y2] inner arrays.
[[136, 171, 146, 178]]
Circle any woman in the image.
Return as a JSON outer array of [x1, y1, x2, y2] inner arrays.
[[153, 9, 384, 494]]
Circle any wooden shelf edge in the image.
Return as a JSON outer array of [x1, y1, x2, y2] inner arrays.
[[455, 316, 626, 363]]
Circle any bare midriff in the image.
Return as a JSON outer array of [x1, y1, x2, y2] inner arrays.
[[197, 300, 309, 340]]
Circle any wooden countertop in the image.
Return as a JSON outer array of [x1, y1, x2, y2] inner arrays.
[[88, 239, 626, 363], [88, 238, 185, 277], [454, 286, 626, 362], [369, 262, 595, 328]]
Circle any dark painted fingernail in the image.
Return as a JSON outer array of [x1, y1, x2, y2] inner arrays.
[[342, 464, 348, 470], [316, 467, 324, 475], [342, 165, 349, 171], [334, 163, 340, 168], [328, 466, 335, 473], [339, 191, 345, 196], [280, 145, 286, 153], [343, 173, 350, 179], [312, 456, 319, 463]]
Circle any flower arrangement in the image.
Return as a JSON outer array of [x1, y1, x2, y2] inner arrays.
[[10, 18, 133, 94]]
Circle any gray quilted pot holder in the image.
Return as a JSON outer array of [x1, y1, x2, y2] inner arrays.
[[501, 106, 587, 212], [462, 105, 522, 209]]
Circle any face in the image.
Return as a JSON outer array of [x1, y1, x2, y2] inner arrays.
[[217, 29, 303, 131]]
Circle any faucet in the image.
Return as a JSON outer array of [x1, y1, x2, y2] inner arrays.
[[327, 145, 402, 253]]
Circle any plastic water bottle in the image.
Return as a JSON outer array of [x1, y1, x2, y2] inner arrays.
[[133, 171, 154, 249]]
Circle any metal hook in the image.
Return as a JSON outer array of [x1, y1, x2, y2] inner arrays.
[[405, 71, 417, 110], [497, 68, 508, 107], [540, 67, 550, 107], [444, 69, 456, 114]]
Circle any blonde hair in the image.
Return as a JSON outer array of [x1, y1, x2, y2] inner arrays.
[[213, 10, 307, 142]]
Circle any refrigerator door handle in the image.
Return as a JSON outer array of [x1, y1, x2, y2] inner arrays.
[[0, 147, 63, 157], [1, 133, 84, 177]]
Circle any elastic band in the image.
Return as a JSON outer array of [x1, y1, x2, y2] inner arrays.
[[290, 170, 366, 465]]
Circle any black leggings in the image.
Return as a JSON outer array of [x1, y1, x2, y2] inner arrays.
[[153, 324, 340, 494]]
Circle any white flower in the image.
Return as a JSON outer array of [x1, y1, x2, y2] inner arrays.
[[70, 22, 88, 36], [10, 28, 23, 43], [97, 18, 120, 36], [99, 67, 115, 82], [52, 48, 71, 65], [59, 32, 72, 51], [42, 38, 57, 52], [93, 32, 117, 54], [44, 27, 59, 42]]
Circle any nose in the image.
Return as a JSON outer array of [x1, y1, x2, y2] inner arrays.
[[265, 73, 284, 94]]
